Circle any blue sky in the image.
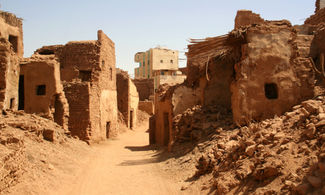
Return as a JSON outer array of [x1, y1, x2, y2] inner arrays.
[[0, 0, 315, 77]]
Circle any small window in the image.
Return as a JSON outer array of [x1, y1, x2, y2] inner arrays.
[[79, 70, 92, 82], [8, 35, 18, 53], [160, 60, 163, 63], [36, 85, 46, 96], [161, 71, 165, 75], [102, 60, 105, 67], [170, 60, 173, 63], [265, 83, 278, 99], [109, 67, 113, 81]]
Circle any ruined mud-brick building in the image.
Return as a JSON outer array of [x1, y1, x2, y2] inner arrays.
[[0, 11, 23, 111], [35, 30, 118, 142], [19, 56, 69, 130], [151, 10, 317, 147], [132, 78, 154, 115], [116, 69, 139, 129]]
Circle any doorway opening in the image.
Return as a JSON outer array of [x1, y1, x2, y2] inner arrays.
[[130, 110, 134, 129], [9, 98, 14, 109], [18, 75, 24, 110], [163, 112, 170, 146], [106, 122, 111, 139], [53, 94, 64, 127]]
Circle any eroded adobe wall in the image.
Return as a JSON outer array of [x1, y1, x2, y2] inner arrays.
[[132, 79, 154, 101], [316, 0, 325, 12], [139, 101, 154, 115], [172, 85, 201, 116], [64, 82, 91, 141], [0, 11, 23, 58], [202, 58, 234, 109], [154, 92, 173, 147], [20, 58, 69, 130], [305, 5, 325, 25], [231, 22, 314, 125], [234, 10, 265, 29], [97, 30, 118, 138], [59, 41, 99, 82], [129, 79, 139, 128], [116, 70, 129, 126], [0, 38, 19, 111]]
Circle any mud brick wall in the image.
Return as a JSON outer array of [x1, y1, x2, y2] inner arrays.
[[0, 11, 24, 57], [231, 23, 314, 125], [64, 82, 91, 141], [305, 7, 325, 25], [138, 101, 154, 115], [97, 30, 118, 138], [20, 58, 69, 130], [117, 71, 129, 126], [59, 41, 99, 82], [133, 79, 154, 101], [0, 39, 19, 111], [234, 10, 265, 29]]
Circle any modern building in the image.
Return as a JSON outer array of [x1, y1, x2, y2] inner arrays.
[[134, 47, 186, 90]]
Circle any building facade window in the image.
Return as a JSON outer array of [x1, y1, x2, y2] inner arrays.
[[36, 85, 46, 96]]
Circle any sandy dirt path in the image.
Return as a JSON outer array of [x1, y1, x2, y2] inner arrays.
[[54, 123, 183, 195]]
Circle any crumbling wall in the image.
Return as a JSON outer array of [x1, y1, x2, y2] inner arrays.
[[172, 85, 201, 116], [305, 6, 325, 25], [202, 57, 234, 109], [53, 30, 118, 142], [0, 11, 23, 58], [0, 39, 19, 111], [132, 79, 154, 101], [154, 90, 173, 147], [315, 0, 325, 13], [20, 57, 69, 130], [97, 30, 118, 138], [0, 11, 23, 111], [129, 79, 139, 128], [231, 22, 314, 125], [234, 10, 265, 29], [117, 70, 129, 126], [116, 69, 139, 129], [138, 101, 154, 115], [64, 82, 91, 141]]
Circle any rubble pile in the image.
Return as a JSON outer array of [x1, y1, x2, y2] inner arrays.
[[173, 105, 232, 143], [173, 97, 325, 194], [0, 110, 83, 193]]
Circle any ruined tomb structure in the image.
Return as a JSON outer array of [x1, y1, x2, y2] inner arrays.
[[0, 11, 23, 111], [116, 69, 139, 129], [20, 56, 69, 130], [35, 30, 118, 142]]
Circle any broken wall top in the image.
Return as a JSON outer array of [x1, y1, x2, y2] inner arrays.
[[0, 10, 22, 28], [234, 10, 265, 29]]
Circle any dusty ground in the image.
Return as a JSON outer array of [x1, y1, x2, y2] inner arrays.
[[1, 111, 201, 195]]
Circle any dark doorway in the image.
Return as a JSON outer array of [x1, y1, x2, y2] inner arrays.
[[106, 122, 111, 139], [265, 83, 278, 99], [130, 110, 134, 129], [18, 75, 24, 110], [8, 35, 18, 53], [163, 112, 170, 146], [9, 98, 14, 109], [53, 94, 64, 127]]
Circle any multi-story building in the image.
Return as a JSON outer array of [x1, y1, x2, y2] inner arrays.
[[134, 47, 186, 89]]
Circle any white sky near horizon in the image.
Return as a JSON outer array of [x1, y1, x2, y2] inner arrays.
[[0, 0, 315, 77]]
